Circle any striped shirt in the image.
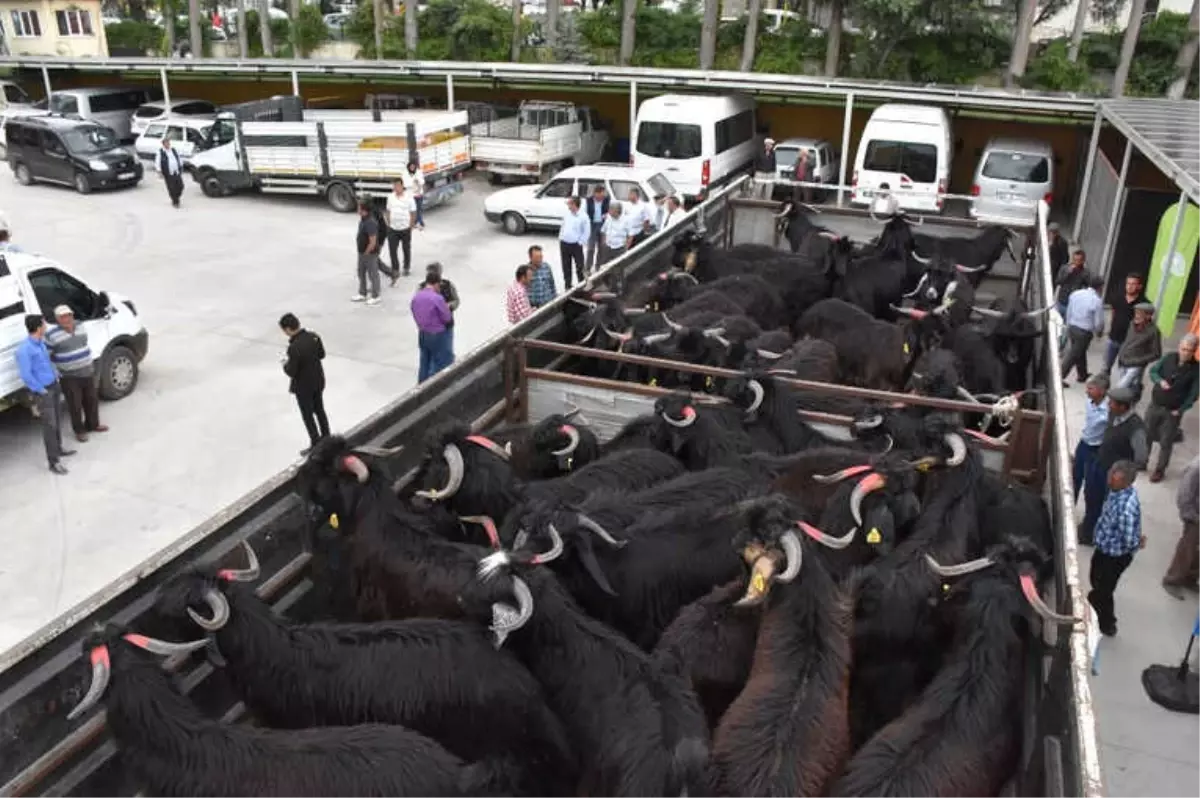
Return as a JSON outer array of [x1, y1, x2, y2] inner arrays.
[[45, 324, 94, 377], [1094, 486, 1141, 557]]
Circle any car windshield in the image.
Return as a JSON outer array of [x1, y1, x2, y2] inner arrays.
[[63, 126, 118, 153], [636, 122, 702, 160], [134, 104, 164, 118], [863, 140, 938, 184], [982, 152, 1049, 183], [774, 147, 800, 168], [648, 173, 677, 197]]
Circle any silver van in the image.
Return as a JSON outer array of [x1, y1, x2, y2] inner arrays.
[[45, 86, 164, 141], [970, 137, 1054, 225]]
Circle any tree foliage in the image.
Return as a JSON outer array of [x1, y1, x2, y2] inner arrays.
[[347, 0, 528, 60]]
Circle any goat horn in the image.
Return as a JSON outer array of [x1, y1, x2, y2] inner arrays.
[[578, 326, 597, 344], [890, 305, 927, 319], [745, 379, 765, 415], [1020, 573, 1080, 625], [777, 529, 804, 582], [217, 541, 261, 583], [672, 272, 700, 284], [490, 576, 535, 649], [800, 202, 821, 214], [624, 308, 647, 316], [756, 349, 784, 360], [965, 428, 1003, 444], [765, 368, 798, 376], [734, 554, 779, 607], [911, 251, 931, 264], [955, 262, 988, 273], [67, 646, 112, 721], [459, 515, 501, 550], [601, 325, 633, 343], [972, 305, 1006, 318], [924, 553, 994, 577], [702, 327, 726, 338], [661, 405, 697, 428], [531, 523, 565, 565], [878, 434, 894, 454], [567, 296, 598, 309], [1021, 305, 1054, 318], [187, 589, 231, 632], [813, 464, 873, 484], [944, 432, 967, 467], [339, 455, 369, 484], [854, 414, 884, 430], [662, 313, 683, 331], [642, 332, 673, 345], [577, 513, 628, 548], [551, 425, 581, 457], [956, 386, 985, 404], [817, 231, 841, 241], [477, 549, 511, 580], [591, 291, 618, 300], [797, 520, 855, 550], [121, 633, 210, 658], [415, 443, 465, 501], [850, 472, 887, 528]]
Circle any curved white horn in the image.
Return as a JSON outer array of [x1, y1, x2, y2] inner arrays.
[[745, 379, 765, 415], [550, 425, 580, 457], [1021, 305, 1054, 318], [567, 296, 598, 309], [340, 455, 370, 484], [797, 520, 856, 550], [643, 332, 673, 345], [414, 443, 465, 501], [67, 648, 112, 721], [850, 472, 887, 528], [854, 414, 884, 430], [662, 313, 683, 331], [490, 576, 535, 648], [187, 589, 231, 631], [944, 432, 967, 467], [955, 262, 988, 274], [672, 272, 701, 284], [531, 523, 565, 565], [776, 530, 804, 582], [661, 406, 697, 428], [878, 434, 894, 454], [924, 553, 994, 577], [576, 513, 628, 548], [972, 305, 1006, 318], [734, 555, 778, 607], [911, 251, 932, 264], [123, 633, 211, 658], [601, 325, 634, 343], [1020, 573, 1080, 625], [756, 349, 784, 360], [217, 541, 261, 583], [578, 326, 598, 344], [813, 464, 873, 485]]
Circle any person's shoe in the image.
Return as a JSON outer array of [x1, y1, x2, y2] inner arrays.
[[351, 294, 366, 302], [49, 462, 68, 475], [366, 296, 381, 306], [1150, 470, 1164, 483], [75, 432, 89, 442], [1099, 622, 1117, 637], [91, 424, 109, 433], [61, 448, 77, 457], [403, 269, 410, 277], [389, 271, 399, 287], [1163, 583, 1187, 600]]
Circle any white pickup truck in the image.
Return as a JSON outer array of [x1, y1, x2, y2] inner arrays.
[[471, 101, 609, 185]]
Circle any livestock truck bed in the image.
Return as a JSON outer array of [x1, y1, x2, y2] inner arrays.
[[0, 179, 1100, 797]]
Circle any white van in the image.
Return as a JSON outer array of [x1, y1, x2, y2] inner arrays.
[[632, 93, 758, 205], [851, 104, 952, 214], [0, 250, 149, 411], [46, 86, 165, 141], [970, 137, 1055, 225]]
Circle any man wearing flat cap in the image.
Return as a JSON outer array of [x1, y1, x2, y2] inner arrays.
[[1080, 384, 1147, 545], [45, 304, 108, 442], [1114, 302, 1163, 397], [754, 138, 777, 200]]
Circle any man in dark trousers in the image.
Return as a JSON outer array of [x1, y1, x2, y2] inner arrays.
[[1079, 385, 1148, 545], [1047, 222, 1070, 273], [16, 314, 75, 473], [1053, 248, 1090, 320], [1104, 272, 1147, 375], [792, 148, 815, 205], [1087, 459, 1145, 637], [157, 137, 185, 207], [1143, 333, 1198, 482], [584, 184, 610, 272], [279, 313, 330, 454], [424, 262, 459, 361]]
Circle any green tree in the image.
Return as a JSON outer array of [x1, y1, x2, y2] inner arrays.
[[105, 20, 164, 54], [348, 0, 521, 61]]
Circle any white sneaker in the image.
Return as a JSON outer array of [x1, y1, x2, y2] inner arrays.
[[366, 296, 381, 306], [351, 294, 366, 302]]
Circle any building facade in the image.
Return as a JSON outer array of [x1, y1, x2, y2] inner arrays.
[[0, 0, 108, 57]]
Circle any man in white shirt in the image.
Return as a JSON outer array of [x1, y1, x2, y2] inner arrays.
[[558, 197, 591, 289], [871, 183, 900, 218], [385, 180, 418, 282], [404, 161, 426, 229], [599, 202, 630, 266], [660, 195, 683, 230], [624, 187, 652, 246], [157, 137, 185, 208]]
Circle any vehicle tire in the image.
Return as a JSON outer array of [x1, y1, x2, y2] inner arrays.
[[14, 162, 32, 186], [326, 182, 357, 213], [199, 170, 226, 198], [98, 345, 138, 400], [488, 172, 503, 186], [502, 211, 527, 236], [74, 172, 92, 194]]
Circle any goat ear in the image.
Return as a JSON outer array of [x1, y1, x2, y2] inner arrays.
[[575, 535, 619, 597]]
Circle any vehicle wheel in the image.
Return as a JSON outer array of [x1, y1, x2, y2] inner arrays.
[[74, 172, 93, 194], [98, 345, 138, 400], [488, 172, 503, 186], [200, 171, 226, 198], [14, 162, 32, 185], [326, 182, 357, 213], [502, 211, 527, 235]]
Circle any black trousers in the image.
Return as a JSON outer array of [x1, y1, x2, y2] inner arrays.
[[387, 228, 412, 275], [559, 241, 585, 288], [164, 172, 184, 204], [1060, 326, 1093, 381], [61, 373, 100, 434], [295, 389, 330, 445], [1088, 550, 1133, 630]]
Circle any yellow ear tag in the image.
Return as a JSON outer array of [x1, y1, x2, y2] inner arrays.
[[705, 376, 714, 389], [649, 378, 658, 387], [751, 572, 767, 593], [916, 461, 931, 473], [866, 528, 882, 544], [903, 342, 910, 355], [942, 583, 950, 593], [329, 513, 339, 530]]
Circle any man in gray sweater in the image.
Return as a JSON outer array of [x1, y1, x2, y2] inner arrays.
[[45, 305, 109, 442], [1163, 456, 1199, 599], [1114, 302, 1162, 397]]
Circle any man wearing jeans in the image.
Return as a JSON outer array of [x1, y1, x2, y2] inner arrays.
[[16, 314, 75, 474], [584, 184, 610, 272], [410, 273, 453, 382], [45, 305, 108, 442], [1073, 374, 1109, 501]]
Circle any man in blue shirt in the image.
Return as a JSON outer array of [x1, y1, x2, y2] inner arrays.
[[1061, 274, 1105, 384], [558, 197, 591, 290], [1087, 460, 1145, 637], [1073, 373, 1109, 502], [15, 314, 75, 473], [524, 245, 557, 309], [583, 184, 610, 273]]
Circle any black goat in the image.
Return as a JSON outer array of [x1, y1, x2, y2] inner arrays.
[[722, 373, 841, 454], [503, 413, 601, 479], [794, 298, 908, 389]]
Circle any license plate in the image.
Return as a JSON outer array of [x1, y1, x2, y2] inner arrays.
[[118, 171, 135, 180], [998, 192, 1022, 202]]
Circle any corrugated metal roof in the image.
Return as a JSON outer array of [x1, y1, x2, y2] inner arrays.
[[1098, 98, 1200, 203]]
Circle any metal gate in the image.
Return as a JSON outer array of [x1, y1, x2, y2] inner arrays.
[[1076, 149, 1122, 285]]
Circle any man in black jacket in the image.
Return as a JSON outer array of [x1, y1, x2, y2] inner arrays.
[[280, 312, 330, 453], [584, 184, 610, 272], [753, 137, 777, 199], [1144, 334, 1199, 482], [1104, 272, 1147, 375], [1080, 385, 1148, 545]]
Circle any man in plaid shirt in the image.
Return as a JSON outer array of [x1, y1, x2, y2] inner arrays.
[[506, 265, 534, 325], [1087, 460, 1146, 637]]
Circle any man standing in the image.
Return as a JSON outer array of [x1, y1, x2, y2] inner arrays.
[[558, 197, 590, 289], [425, 262, 459, 363], [405, 161, 426, 229], [1060, 274, 1105, 383], [1087, 460, 1145, 637], [1105, 272, 1148, 375], [506, 265, 535, 325], [45, 305, 108, 443], [525, 245, 557, 310], [16, 314, 75, 474], [1142, 333, 1199, 482], [1114, 302, 1162, 394], [353, 201, 382, 306], [1080, 385, 1148, 545], [599, 202, 630, 266], [410, 274, 453, 382], [793, 148, 815, 205], [0, 217, 23, 252], [279, 313, 329, 454], [385, 180, 418, 281], [1073, 374, 1109, 502], [660, 195, 683, 230], [754, 137, 776, 200], [1162, 456, 1199, 599], [1053, 249, 1090, 319], [624, 187, 652, 247], [584, 184, 610, 272], [1047, 222, 1070, 273], [157, 137, 185, 208]]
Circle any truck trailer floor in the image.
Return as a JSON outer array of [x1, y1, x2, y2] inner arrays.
[[0, 172, 558, 653], [1065, 326, 1200, 798]]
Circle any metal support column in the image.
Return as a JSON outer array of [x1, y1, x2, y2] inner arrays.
[[1072, 111, 1104, 242], [1153, 190, 1190, 312], [291, 70, 300, 98], [1098, 139, 1133, 284], [837, 91, 855, 208], [446, 74, 455, 111], [159, 67, 171, 109], [40, 65, 52, 102], [629, 80, 638, 162]]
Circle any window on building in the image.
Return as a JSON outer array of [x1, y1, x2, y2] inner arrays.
[[55, 8, 94, 36], [10, 10, 42, 37]]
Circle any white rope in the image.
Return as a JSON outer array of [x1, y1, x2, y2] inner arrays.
[[980, 393, 1023, 431]]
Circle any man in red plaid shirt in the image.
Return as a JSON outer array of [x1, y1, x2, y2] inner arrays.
[[506, 265, 534, 324]]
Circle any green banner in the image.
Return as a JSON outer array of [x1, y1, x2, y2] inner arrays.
[[1147, 200, 1200, 338]]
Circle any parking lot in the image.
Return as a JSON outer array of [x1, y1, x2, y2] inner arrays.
[[0, 170, 558, 653]]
